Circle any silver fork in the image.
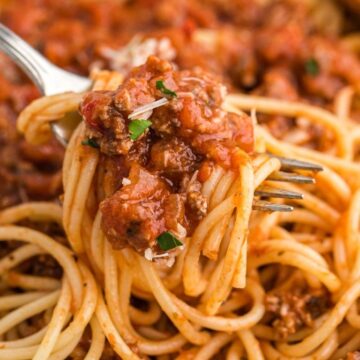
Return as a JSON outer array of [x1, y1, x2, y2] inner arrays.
[[253, 155, 322, 211], [0, 23, 91, 145], [0, 23, 323, 212]]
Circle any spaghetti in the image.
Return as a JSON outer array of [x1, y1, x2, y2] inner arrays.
[[0, 57, 357, 359], [1, 1, 360, 359]]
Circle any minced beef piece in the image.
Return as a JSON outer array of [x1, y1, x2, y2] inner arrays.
[[80, 91, 134, 156], [265, 292, 329, 339], [180, 173, 208, 229], [100, 164, 185, 253], [150, 138, 199, 179], [17, 254, 63, 279], [0, 221, 65, 280]]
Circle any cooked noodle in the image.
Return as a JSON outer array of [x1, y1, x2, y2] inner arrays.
[[0, 60, 357, 358], [1, 0, 360, 358]]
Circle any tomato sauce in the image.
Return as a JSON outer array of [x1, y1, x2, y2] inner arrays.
[[81, 56, 253, 252]]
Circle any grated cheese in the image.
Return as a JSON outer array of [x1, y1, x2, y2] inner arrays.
[[144, 248, 170, 262], [128, 98, 168, 119], [153, 252, 169, 259], [122, 177, 131, 186], [166, 257, 176, 268], [101, 36, 176, 75], [144, 248, 153, 261]]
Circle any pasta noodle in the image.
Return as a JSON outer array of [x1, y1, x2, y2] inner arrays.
[[0, 64, 358, 358], [1, 1, 360, 357]]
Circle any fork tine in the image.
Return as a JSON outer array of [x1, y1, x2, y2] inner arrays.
[[268, 171, 315, 184], [255, 185, 303, 199], [252, 154, 322, 212], [253, 200, 294, 212], [270, 155, 323, 172]]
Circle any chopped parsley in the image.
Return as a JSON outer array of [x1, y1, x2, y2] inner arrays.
[[129, 119, 152, 140], [305, 58, 320, 76], [157, 232, 183, 251], [156, 80, 177, 98], [81, 138, 99, 148]]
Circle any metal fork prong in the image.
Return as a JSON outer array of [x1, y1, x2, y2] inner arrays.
[[268, 171, 315, 184], [271, 155, 323, 172], [255, 185, 303, 199], [253, 200, 294, 212]]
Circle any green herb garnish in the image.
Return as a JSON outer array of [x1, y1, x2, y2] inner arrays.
[[157, 232, 183, 251], [305, 58, 320, 76], [81, 138, 99, 148], [156, 80, 177, 98], [129, 119, 152, 140]]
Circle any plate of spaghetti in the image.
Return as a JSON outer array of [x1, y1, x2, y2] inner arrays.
[[1, 0, 360, 359]]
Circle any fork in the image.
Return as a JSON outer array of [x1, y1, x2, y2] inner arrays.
[[0, 23, 323, 212], [253, 155, 322, 211], [0, 23, 91, 145]]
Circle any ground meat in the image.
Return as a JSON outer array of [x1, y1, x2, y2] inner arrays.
[[254, 66, 299, 139], [17, 312, 49, 338], [15, 223, 65, 278], [181, 174, 208, 223], [0, 54, 61, 207], [81, 56, 254, 169], [150, 138, 199, 181], [186, 181, 207, 219], [21, 171, 62, 199], [203, 0, 264, 27], [301, 37, 360, 100], [81, 56, 253, 253], [100, 164, 185, 252], [17, 254, 63, 279], [80, 91, 134, 155], [0, 167, 21, 209], [258, 23, 306, 65], [99, 155, 129, 198], [308, 37, 360, 86], [0, 221, 65, 280], [0, 63, 63, 207], [265, 292, 329, 339], [256, 67, 299, 102]]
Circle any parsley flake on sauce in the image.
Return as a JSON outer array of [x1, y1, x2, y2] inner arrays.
[[156, 80, 177, 98], [305, 58, 320, 76], [129, 119, 152, 140], [157, 232, 183, 251], [81, 138, 99, 148]]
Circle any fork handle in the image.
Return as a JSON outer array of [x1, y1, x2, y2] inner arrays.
[[0, 23, 91, 95], [0, 23, 56, 94]]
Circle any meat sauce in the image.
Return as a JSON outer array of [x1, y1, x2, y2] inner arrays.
[[80, 56, 254, 253], [0, 1, 358, 358]]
